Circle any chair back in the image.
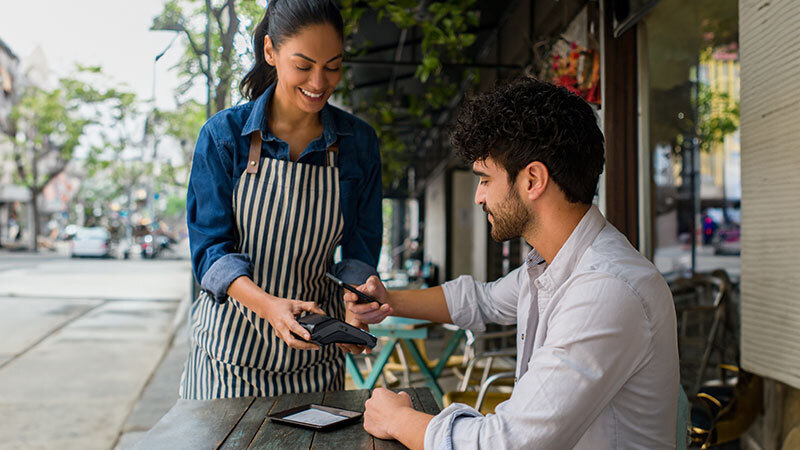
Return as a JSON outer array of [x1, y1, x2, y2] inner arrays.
[[670, 272, 734, 394]]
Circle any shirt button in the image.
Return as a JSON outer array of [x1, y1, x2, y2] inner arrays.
[[514, 377, 518, 383], [521, 333, 525, 340]]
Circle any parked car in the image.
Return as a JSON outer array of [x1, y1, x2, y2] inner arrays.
[[712, 224, 741, 256], [70, 227, 112, 258]]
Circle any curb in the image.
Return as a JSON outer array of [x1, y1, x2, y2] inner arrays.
[[112, 293, 191, 450]]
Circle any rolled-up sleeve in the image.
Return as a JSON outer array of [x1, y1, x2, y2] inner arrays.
[[425, 275, 652, 449], [440, 265, 525, 331], [187, 125, 252, 302], [340, 129, 382, 267], [330, 258, 379, 285], [424, 404, 483, 450]]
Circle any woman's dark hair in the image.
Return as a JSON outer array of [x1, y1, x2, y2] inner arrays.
[[450, 78, 606, 204], [239, 0, 344, 101]]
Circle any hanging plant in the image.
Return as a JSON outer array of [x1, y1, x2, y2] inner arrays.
[[338, 0, 480, 190]]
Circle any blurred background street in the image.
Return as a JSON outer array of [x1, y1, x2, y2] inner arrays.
[[0, 248, 191, 450]]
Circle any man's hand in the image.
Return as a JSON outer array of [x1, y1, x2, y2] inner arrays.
[[344, 275, 394, 324], [363, 388, 414, 440]]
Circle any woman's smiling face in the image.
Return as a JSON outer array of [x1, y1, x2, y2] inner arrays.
[[265, 23, 343, 114]]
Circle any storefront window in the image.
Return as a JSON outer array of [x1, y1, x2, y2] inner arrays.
[[645, 0, 740, 279]]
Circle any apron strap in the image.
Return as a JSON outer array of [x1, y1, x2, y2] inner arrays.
[[246, 133, 339, 172], [246, 133, 262, 174], [325, 140, 339, 167]]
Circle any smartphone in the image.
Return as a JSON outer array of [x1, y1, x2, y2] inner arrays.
[[325, 272, 383, 305], [269, 403, 362, 431]]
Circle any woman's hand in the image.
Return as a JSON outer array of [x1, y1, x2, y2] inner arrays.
[[337, 308, 373, 354], [227, 276, 325, 350], [344, 276, 394, 324], [259, 294, 326, 351]]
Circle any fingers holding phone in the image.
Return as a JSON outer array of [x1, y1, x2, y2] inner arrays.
[[343, 276, 393, 324]]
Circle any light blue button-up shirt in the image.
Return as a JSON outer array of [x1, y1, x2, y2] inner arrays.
[[426, 206, 679, 449]]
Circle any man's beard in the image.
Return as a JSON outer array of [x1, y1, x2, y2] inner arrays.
[[483, 188, 532, 242]]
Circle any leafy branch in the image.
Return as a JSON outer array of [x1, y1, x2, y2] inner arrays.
[[338, 0, 480, 189]]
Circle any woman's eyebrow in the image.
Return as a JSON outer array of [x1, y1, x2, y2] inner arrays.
[[292, 53, 343, 64]]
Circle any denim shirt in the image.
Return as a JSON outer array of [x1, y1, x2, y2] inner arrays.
[[187, 84, 382, 301]]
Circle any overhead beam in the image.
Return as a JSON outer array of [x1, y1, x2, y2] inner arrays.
[[352, 73, 416, 90], [346, 60, 524, 70]]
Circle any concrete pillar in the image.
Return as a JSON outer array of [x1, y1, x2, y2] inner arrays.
[[450, 170, 478, 279], [423, 170, 446, 285]]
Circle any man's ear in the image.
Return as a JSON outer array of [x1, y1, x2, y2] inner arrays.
[[264, 36, 275, 66], [520, 161, 549, 201]]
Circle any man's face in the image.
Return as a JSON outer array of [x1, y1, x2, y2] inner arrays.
[[473, 158, 532, 242]]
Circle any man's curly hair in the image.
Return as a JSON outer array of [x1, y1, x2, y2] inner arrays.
[[450, 77, 605, 204]]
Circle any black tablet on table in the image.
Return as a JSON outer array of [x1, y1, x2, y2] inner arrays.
[[268, 404, 363, 431]]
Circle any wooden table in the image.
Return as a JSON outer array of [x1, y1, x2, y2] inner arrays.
[[133, 388, 440, 450]]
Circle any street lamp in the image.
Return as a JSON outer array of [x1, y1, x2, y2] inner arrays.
[[146, 35, 179, 227]]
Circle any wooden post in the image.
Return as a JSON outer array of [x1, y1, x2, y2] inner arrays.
[[601, 0, 639, 249]]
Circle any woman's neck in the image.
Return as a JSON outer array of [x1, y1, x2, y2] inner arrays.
[[268, 83, 321, 134]]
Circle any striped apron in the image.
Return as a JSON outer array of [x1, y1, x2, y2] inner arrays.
[[180, 133, 345, 399]]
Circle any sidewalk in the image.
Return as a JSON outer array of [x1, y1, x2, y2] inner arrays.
[[114, 296, 190, 450]]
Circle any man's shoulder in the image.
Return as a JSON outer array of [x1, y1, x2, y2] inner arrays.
[[580, 224, 662, 281], [572, 224, 672, 316]]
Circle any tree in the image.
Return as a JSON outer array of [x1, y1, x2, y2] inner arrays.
[[148, 99, 207, 189], [338, 0, 479, 189], [152, 0, 264, 114], [152, 1, 482, 191], [3, 67, 137, 251]]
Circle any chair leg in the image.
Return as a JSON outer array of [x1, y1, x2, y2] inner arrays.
[[480, 356, 494, 386], [395, 343, 411, 386], [459, 361, 475, 392], [694, 315, 722, 394]]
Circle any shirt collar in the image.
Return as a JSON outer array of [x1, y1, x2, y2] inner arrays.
[[524, 248, 546, 268], [538, 205, 606, 290], [241, 84, 354, 145]]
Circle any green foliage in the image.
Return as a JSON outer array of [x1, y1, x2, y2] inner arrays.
[[148, 100, 206, 188], [164, 194, 187, 218], [149, 0, 264, 198], [646, 0, 740, 157], [151, 0, 263, 112], [2, 66, 142, 247], [695, 83, 739, 154], [152, 1, 482, 191], [6, 67, 132, 191], [338, 0, 480, 189]]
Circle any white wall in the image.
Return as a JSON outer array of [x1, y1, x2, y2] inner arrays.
[[424, 170, 447, 284], [739, 0, 800, 390], [450, 170, 483, 280]]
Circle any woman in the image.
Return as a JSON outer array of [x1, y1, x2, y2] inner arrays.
[[180, 0, 387, 399]]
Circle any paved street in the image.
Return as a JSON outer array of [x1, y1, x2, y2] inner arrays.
[[653, 245, 741, 281], [0, 250, 191, 450]]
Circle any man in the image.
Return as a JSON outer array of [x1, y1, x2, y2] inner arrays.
[[346, 78, 679, 449]]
